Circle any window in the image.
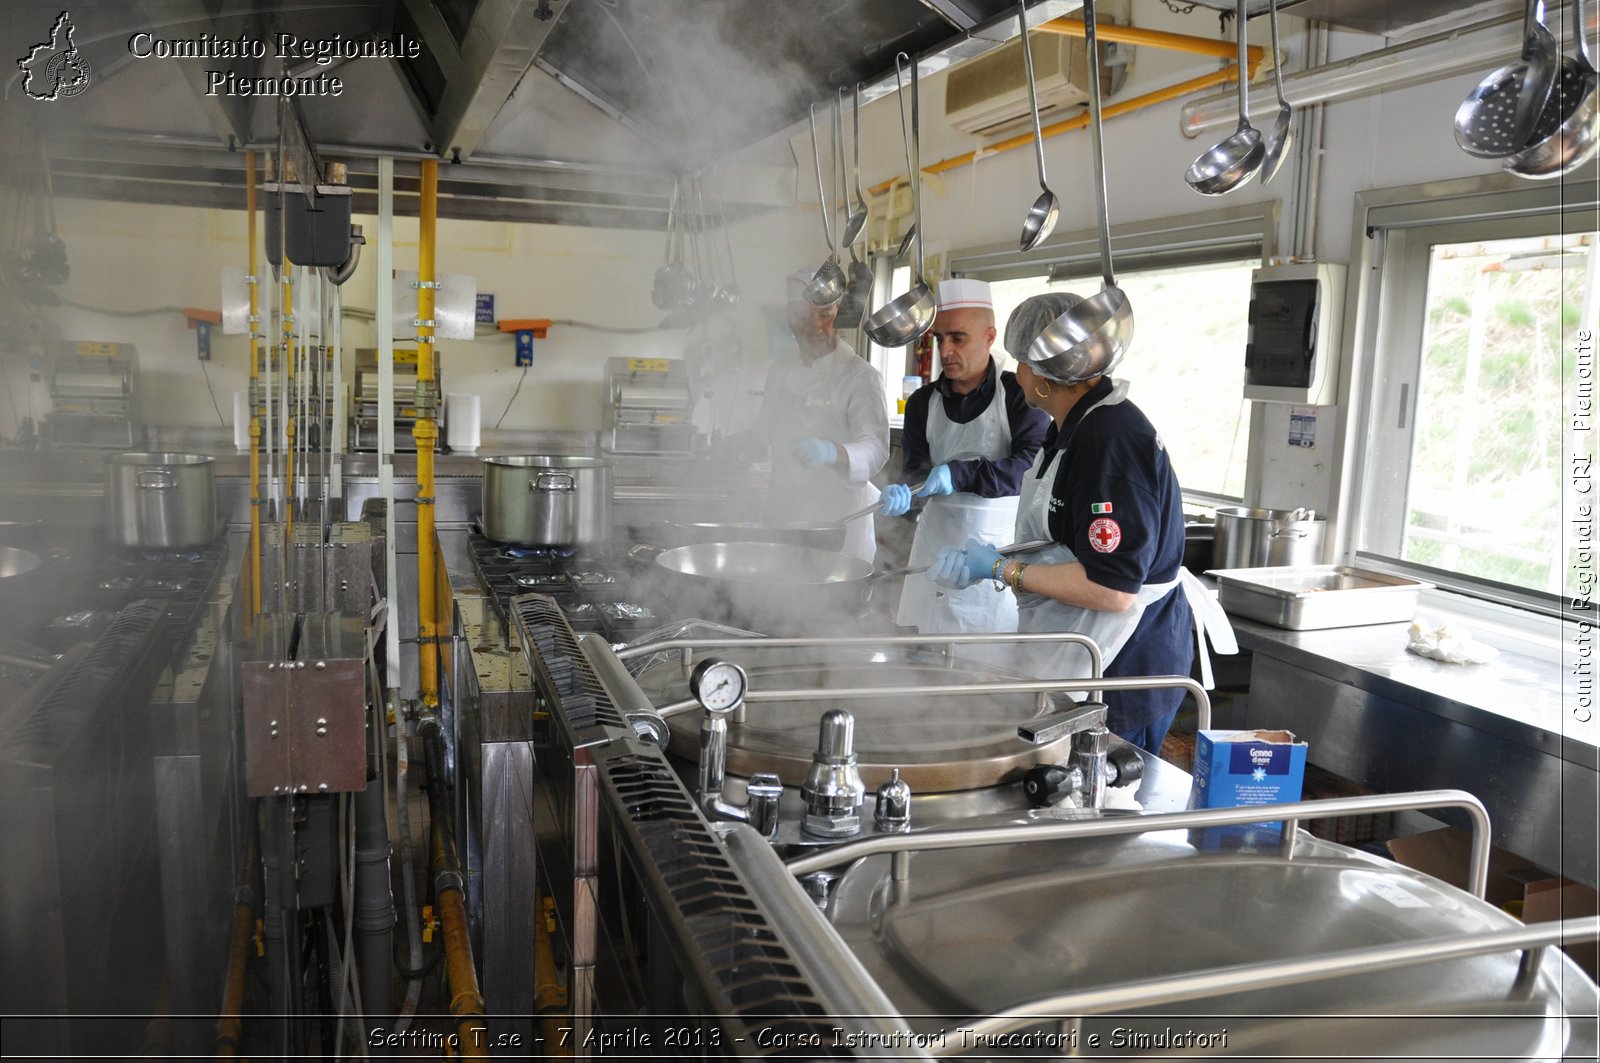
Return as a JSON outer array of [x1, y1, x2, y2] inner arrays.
[[1357, 212, 1598, 606], [984, 259, 1255, 499]]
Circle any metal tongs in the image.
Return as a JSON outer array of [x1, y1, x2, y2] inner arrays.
[[834, 480, 928, 526]]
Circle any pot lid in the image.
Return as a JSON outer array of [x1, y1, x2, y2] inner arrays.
[[825, 828, 1592, 1052]]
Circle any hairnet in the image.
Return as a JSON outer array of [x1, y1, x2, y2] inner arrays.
[[1004, 292, 1083, 380]]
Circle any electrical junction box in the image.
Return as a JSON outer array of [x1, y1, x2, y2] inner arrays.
[[1244, 263, 1347, 405]]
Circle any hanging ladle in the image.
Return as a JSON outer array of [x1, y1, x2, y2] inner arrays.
[[1026, 0, 1133, 382], [803, 102, 847, 307], [1016, 0, 1059, 252], [1258, 0, 1294, 185], [1455, 0, 1560, 158], [1184, 0, 1266, 196], [841, 83, 870, 248], [1503, 0, 1599, 178], [865, 52, 936, 349]]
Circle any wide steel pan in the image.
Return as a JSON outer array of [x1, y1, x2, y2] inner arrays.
[[648, 519, 847, 553], [645, 541, 878, 634]]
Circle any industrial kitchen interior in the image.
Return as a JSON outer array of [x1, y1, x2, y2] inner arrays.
[[0, 0, 1596, 1058]]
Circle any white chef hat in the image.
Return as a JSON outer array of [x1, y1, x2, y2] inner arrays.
[[936, 277, 993, 312]]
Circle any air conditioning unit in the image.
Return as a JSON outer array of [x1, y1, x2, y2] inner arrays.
[[945, 34, 1091, 137]]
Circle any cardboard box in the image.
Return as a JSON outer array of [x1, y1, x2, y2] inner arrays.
[[1385, 827, 1542, 910], [1522, 878, 1600, 982], [1388, 828, 1599, 981], [1190, 729, 1307, 829]]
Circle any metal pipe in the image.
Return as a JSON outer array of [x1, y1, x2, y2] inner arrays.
[[423, 725, 488, 1056], [654, 674, 1200, 728], [1177, 9, 1585, 138], [246, 149, 262, 615], [717, 824, 938, 1059], [354, 768, 395, 1033], [616, 631, 1104, 692], [213, 833, 257, 1060], [1036, 15, 1266, 62], [377, 157, 400, 689], [936, 916, 1600, 1051], [869, 66, 1244, 195], [785, 790, 1494, 898], [416, 158, 440, 708]]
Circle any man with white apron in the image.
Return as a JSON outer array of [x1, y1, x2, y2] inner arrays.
[[929, 292, 1236, 754], [754, 271, 890, 563], [885, 278, 1050, 633]]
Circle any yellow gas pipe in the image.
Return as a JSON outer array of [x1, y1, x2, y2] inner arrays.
[[415, 159, 440, 708], [246, 150, 262, 616], [868, 18, 1263, 194]]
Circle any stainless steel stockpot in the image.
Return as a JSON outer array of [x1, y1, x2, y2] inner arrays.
[[1213, 506, 1325, 568], [105, 452, 218, 548], [481, 455, 612, 546]]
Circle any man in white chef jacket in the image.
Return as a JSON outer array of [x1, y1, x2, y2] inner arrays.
[[885, 278, 1051, 633], [747, 271, 890, 563]]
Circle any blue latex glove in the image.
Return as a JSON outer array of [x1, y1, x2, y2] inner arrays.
[[928, 538, 1005, 590], [918, 464, 954, 497], [880, 483, 913, 517], [928, 547, 975, 590], [789, 436, 838, 468]]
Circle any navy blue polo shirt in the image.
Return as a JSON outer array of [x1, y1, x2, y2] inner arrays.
[[1036, 378, 1194, 731], [901, 360, 1050, 497]]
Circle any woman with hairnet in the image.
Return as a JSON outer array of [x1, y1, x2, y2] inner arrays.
[[928, 292, 1236, 754]]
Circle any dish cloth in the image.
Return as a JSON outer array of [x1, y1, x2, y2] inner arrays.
[[1406, 616, 1499, 665]]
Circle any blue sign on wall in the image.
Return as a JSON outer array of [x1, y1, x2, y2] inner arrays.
[[475, 293, 495, 324]]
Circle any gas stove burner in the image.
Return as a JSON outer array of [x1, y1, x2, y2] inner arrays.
[[570, 571, 618, 587], [135, 549, 205, 565], [136, 577, 191, 594], [98, 575, 138, 593], [514, 573, 571, 592], [500, 544, 580, 561]]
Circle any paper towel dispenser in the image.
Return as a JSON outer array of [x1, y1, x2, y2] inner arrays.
[[1244, 263, 1346, 404]]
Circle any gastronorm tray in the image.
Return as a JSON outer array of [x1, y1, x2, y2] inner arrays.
[[1206, 565, 1433, 630]]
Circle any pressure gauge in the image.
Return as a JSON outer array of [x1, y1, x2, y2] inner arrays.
[[690, 658, 748, 713]]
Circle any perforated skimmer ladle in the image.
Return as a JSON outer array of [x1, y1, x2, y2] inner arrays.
[[1016, 0, 1059, 252], [1185, 0, 1265, 196], [1455, 0, 1560, 158]]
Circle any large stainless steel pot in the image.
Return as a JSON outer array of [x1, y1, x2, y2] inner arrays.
[[643, 541, 878, 634], [482, 455, 612, 546], [1213, 506, 1325, 568], [106, 452, 217, 548]]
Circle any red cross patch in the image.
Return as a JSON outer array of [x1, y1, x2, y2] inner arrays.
[[1087, 518, 1121, 553]]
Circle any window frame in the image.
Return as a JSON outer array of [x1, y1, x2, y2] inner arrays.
[[1345, 178, 1599, 617], [947, 202, 1277, 502]]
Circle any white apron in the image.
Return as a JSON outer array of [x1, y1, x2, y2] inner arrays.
[[765, 342, 881, 563], [1011, 381, 1236, 687], [896, 369, 1020, 634]]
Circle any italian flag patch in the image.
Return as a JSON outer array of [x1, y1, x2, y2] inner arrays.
[[1090, 502, 1113, 514]]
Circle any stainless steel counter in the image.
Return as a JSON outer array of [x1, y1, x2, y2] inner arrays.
[[1223, 595, 1596, 886]]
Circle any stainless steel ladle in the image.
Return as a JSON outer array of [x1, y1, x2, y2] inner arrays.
[[1258, 0, 1294, 185], [842, 82, 870, 248], [804, 102, 847, 307], [1185, 0, 1266, 196], [1017, 0, 1059, 252], [1027, 0, 1133, 381], [865, 53, 936, 349]]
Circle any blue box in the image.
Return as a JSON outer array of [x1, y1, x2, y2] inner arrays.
[[1190, 729, 1307, 832]]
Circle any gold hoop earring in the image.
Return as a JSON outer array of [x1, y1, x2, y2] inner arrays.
[[1033, 382, 1053, 399]]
